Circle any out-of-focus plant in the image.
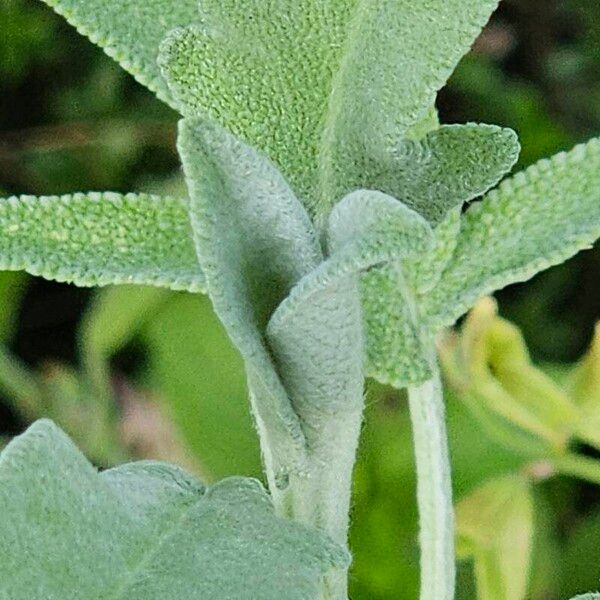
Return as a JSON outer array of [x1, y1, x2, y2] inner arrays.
[[441, 297, 600, 600]]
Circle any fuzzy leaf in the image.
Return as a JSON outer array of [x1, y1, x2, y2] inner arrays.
[[177, 118, 323, 471], [267, 190, 433, 416], [0, 192, 204, 292], [38, 0, 199, 108], [0, 420, 348, 599], [331, 123, 520, 226], [570, 596, 600, 600], [426, 136, 600, 329], [360, 124, 518, 389], [160, 1, 499, 216]]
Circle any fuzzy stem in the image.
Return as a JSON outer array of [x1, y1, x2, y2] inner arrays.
[[408, 367, 456, 600]]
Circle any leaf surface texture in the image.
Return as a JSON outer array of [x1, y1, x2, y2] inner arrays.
[[0, 420, 347, 599]]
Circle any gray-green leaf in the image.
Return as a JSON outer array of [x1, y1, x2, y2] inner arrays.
[[0, 420, 348, 599], [39, 0, 199, 108], [425, 136, 600, 329], [0, 192, 204, 292], [267, 190, 433, 416], [160, 1, 500, 217], [177, 117, 323, 472]]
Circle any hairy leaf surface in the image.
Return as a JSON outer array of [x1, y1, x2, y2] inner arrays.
[[0, 193, 204, 291], [160, 1, 499, 216], [39, 0, 199, 108], [178, 118, 322, 470], [0, 420, 348, 599], [267, 190, 433, 415], [425, 137, 600, 329], [360, 124, 518, 388]]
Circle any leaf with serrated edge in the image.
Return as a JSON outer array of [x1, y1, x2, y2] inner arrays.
[[367, 124, 520, 226], [0, 193, 204, 292], [39, 0, 199, 108], [177, 117, 323, 475], [0, 420, 348, 599], [360, 124, 518, 388], [160, 1, 499, 217], [425, 137, 600, 329]]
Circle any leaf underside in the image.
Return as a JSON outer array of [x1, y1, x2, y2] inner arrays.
[[0, 192, 204, 292], [177, 118, 323, 468], [267, 190, 434, 411], [0, 420, 348, 599]]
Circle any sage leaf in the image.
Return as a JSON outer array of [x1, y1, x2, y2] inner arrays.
[[0, 193, 204, 292], [160, 1, 500, 217], [425, 136, 600, 329], [268, 190, 433, 417], [177, 117, 323, 471], [329, 122, 520, 227], [570, 595, 600, 600], [0, 420, 348, 599], [39, 0, 199, 108]]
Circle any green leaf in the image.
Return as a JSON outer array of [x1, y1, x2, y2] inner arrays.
[[359, 124, 519, 389], [177, 117, 322, 473], [160, 1, 500, 217], [425, 137, 600, 329], [38, 0, 199, 108], [456, 475, 534, 600], [327, 122, 520, 227], [268, 190, 433, 415], [0, 420, 348, 599], [569, 596, 600, 600], [0, 192, 204, 292]]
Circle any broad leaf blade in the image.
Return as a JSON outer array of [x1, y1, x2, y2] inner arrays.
[[0, 192, 204, 292], [160, 1, 499, 217], [177, 118, 322, 473], [39, 0, 199, 108], [0, 420, 348, 599], [426, 137, 600, 329]]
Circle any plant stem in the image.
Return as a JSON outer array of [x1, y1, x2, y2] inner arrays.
[[408, 367, 456, 600]]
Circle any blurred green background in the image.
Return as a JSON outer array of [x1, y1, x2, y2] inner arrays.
[[0, 1, 598, 598]]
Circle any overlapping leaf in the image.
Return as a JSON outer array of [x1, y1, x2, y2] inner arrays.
[[0, 192, 204, 291], [177, 117, 323, 472], [425, 136, 600, 329], [160, 1, 500, 216], [267, 190, 433, 417], [362, 124, 520, 388], [0, 420, 348, 599], [39, 0, 200, 107]]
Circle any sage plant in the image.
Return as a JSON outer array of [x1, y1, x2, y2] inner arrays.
[[0, 1, 599, 599]]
